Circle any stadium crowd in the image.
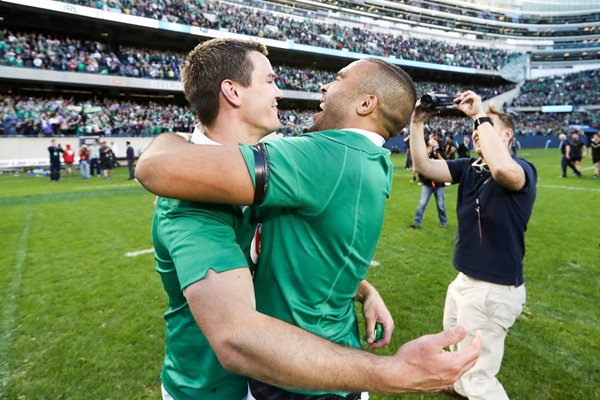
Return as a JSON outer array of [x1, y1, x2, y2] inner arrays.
[[512, 69, 600, 106], [0, 95, 315, 137], [3, 94, 598, 137], [0, 96, 195, 136], [1, 30, 514, 97], [58, 0, 518, 69]]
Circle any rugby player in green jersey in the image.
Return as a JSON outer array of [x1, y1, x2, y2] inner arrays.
[[140, 40, 481, 400]]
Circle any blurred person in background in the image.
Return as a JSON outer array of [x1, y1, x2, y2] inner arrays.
[[100, 141, 115, 178], [411, 91, 537, 400], [569, 132, 586, 176], [79, 144, 90, 179], [126, 141, 136, 180], [591, 132, 600, 179], [410, 133, 448, 229], [89, 139, 102, 177], [48, 139, 63, 182], [445, 134, 457, 160], [457, 136, 471, 158], [62, 143, 75, 176], [558, 133, 580, 178]]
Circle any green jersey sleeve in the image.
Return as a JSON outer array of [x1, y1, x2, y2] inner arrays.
[[154, 198, 249, 291]]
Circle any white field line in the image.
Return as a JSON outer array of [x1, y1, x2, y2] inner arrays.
[[0, 209, 33, 396], [125, 248, 155, 257], [75, 182, 139, 191], [538, 184, 600, 192]]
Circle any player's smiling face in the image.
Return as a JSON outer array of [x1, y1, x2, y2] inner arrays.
[[310, 60, 370, 132], [239, 52, 283, 136]]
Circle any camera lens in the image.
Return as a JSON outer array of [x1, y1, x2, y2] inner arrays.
[[420, 94, 437, 110]]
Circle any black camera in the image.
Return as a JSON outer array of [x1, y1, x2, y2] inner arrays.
[[420, 93, 455, 111]]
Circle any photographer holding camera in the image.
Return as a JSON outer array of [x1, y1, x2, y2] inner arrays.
[[410, 91, 537, 400]]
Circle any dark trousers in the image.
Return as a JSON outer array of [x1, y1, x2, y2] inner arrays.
[[90, 158, 102, 176], [127, 160, 135, 179], [561, 156, 580, 177], [50, 163, 61, 181]]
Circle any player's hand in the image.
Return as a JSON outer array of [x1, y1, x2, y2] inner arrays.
[[390, 326, 481, 392], [453, 91, 485, 119], [357, 281, 394, 349], [411, 99, 439, 125]]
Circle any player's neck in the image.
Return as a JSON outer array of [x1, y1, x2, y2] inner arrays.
[[205, 116, 262, 146]]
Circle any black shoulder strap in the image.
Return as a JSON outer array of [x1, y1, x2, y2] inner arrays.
[[251, 143, 269, 205]]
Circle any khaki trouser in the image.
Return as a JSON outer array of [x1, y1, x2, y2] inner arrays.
[[443, 273, 526, 400]]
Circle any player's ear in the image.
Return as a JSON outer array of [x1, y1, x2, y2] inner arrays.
[[357, 95, 378, 116], [221, 80, 242, 107]]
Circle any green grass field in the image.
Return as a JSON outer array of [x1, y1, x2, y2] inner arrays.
[[1, 149, 598, 399]]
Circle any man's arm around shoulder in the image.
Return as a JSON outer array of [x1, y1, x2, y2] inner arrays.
[[135, 133, 255, 204]]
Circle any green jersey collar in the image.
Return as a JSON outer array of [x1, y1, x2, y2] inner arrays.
[[340, 128, 385, 147]]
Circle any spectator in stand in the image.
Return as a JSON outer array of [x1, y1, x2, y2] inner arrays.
[[570, 132, 586, 176], [457, 136, 471, 158], [3, 3, 519, 71], [48, 139, 63, 182], [62, 143, 76, 176], [79, 144, 91, 179]]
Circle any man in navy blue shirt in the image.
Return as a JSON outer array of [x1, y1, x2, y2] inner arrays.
[[410, 91, 537, 400]]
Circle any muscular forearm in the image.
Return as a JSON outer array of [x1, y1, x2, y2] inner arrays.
[[218, 311, 401, 393], [476, 121, 525, 190], [135, 133, 254, 204]]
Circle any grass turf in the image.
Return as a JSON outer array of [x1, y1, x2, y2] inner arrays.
[[0, 149, 598, 399]]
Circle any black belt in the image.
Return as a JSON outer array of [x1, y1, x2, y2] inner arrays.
[[249, 379, 362, 400]]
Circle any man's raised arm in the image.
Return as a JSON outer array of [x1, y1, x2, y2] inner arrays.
[[409, 103, 453, 183], [135, 133, 255, 204]]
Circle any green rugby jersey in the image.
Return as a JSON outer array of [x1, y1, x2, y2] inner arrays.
[[152, 197, 254, 400], [240, 129, 393, 396]]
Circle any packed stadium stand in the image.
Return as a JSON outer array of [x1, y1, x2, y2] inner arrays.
[[0, 0, 599, 166]]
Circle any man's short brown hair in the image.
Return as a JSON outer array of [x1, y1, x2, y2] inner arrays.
[[181, 39, 268, 127], [487, 104, 516, 133]]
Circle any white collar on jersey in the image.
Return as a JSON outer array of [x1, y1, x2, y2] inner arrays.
[[341, 128, 385, 147], [190, 123, 221, 145]]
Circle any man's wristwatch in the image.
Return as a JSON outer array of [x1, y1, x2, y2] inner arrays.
[[473, 116, 494, 130]]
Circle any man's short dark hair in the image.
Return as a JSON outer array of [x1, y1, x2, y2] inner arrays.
[[358, 59, 417, 137], [181, 39, 268, 127], [126, 141, 131, 145]]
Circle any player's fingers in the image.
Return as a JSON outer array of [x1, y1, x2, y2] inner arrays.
[[453, 330, 482, 376], [364, 313, 376, 344], [431, 326, 468, 349]]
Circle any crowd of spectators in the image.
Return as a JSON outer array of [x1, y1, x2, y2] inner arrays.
[[1, 30, 513, 98], [0, 95, 314, 137], [0, 30, 181, 80], [59, 0, 519, 69], [2, 94, 597, 137], [1, 96, 195, 136], [512, 69, 600, 107]]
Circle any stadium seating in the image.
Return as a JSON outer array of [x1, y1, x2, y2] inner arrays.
[[57, 0, 519, 70], [511, 69, 600, 107]]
